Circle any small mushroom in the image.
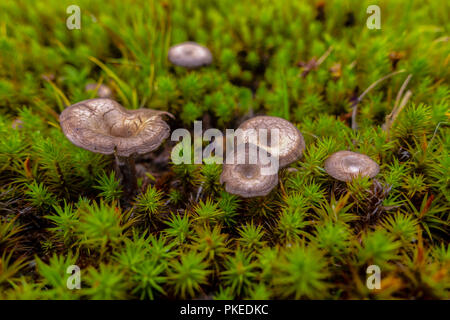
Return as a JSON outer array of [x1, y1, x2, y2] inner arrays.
[[11, 118, 23, 130], [324, 151, 380, 182], [237, 116, 305, 168], [59, 98, 172, 197], [41, 73, 55, 82], [220, 143, 278, 198], [168, 41, 213, 69], [85, 83, 113, 98]]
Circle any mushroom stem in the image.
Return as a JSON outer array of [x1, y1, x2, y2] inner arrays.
[[115, 155, 138, 198]]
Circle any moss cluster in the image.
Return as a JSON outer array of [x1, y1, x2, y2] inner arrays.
[[0, 0, 449, 299]]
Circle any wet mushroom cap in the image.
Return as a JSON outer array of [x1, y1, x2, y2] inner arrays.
[[237, 116, 305, 168], [168, 42, 212, 68], [324, 150, 380, 182], [220, 143, 278, 198], [85, 83, 113, 98], [59, 98, 172, 157]]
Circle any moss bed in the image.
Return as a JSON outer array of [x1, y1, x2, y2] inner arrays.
[[0, 0, 448, 299]]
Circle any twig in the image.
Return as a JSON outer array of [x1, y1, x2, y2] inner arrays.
[[396, 90, 413, 117], [351, 69, 406, 130], [316, 46, 334, 66], [426, 121, 449, 149]]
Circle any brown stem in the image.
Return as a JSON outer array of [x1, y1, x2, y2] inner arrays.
[[351, 69, 406, 131], [115, 155, 138, 199]]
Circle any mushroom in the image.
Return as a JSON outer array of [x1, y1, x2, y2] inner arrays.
[[85, 83, 113, 99], [41, 73, 55, 82], [324, 151, 380, 182], [237, 116, 305, 168], [59, 98, 172, 197], [168, 41, 213, 69], [220, 143, 278, 198]]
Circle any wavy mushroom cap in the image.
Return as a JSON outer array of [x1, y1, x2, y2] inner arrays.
[[168, 42, 212, 68], [85, 83, 113, 98], [59, 98, 172, 157], [220, 143, 278, 198], [237, 116, 305, 168], [324, 150, 380, 182]]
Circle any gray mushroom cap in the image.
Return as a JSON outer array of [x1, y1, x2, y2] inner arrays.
[[237, 116, 305, 168], [168, 42, 212, 68], [59, 98, 172, 157], [324, 150, 380, 182], [220, 143, 279, 198], [85, 83, 113, 98]]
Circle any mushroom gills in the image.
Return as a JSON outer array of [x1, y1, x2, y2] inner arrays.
[[59, 98, 172, 157]]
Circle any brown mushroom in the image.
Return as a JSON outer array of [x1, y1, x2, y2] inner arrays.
[[11, 118, 23, 130], [220, 143, 278, 198], [85, 83, 113, 98], [168, 42, 212, 69], [324, 150, 380, 182], [59, 98, 172, 196], [237, 116, 305, 168]]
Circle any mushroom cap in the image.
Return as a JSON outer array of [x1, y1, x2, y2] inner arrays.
[[59, 98, 172, 157], [11, 118, 23, 130], [220, 143, 278, 198], [85, 83, 113, 98], [168, 41, 212, 68], [324, 150, 380, 182], [237, 116, 305, 168]]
